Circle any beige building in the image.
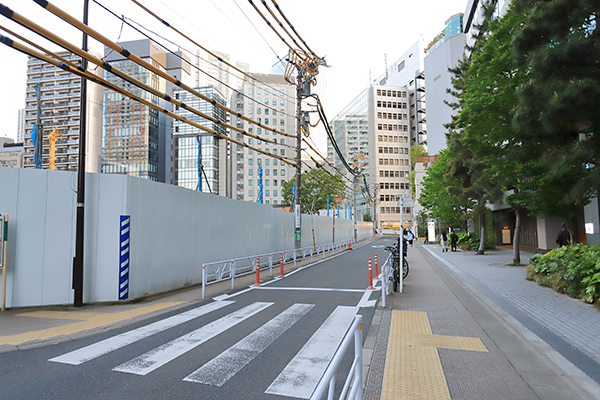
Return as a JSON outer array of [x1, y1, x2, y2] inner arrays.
[[368, 85, 413, 230], [0, 137, 23, 168], [23, 51, 102, 172]]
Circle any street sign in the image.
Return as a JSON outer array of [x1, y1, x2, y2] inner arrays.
[[335, 197, 342, 205]]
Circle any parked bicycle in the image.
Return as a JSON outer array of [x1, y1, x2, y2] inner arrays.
[[385, 237, 409, 292]]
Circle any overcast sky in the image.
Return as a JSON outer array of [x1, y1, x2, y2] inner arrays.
[[0, 0, 467, 148]]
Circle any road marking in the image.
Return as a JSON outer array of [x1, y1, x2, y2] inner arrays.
[[113, 302, 273, 376], [356, 289, 377, 308], [49, 301, 234, 365], [381, 310, 487, 399], [254, 286, 364, 293], [184, 303, 314, 386], [265, 305, 358, 399]]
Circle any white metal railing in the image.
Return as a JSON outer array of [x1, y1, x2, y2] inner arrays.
[[311, 315, 363, 400], [201, 238, 372, 298], [379, 253, 393, 308]]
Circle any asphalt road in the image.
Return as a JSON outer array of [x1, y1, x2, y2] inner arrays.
[[0, 238, 392, 400]]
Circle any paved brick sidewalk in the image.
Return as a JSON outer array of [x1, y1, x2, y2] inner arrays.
[[364, 240, 600, 399]]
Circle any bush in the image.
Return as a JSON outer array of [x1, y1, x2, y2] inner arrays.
[[528, 244, 600, 303], [456, 232, 494, 251]]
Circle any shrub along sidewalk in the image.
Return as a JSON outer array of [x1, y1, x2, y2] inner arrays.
[[527, 243, 600, 304]]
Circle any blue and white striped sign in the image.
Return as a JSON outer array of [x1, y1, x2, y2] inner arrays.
[[119, 215, 130, 300]]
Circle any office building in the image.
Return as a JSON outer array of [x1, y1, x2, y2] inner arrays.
[[424, 13, 465, 155], [231, 74, 296, 205], [0, 137, 23, 168], [172, 86, 228, 193], [23, 51, 103, 172], [102, 39, 189, 182]]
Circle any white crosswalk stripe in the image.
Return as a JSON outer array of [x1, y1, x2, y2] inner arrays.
[[183, 303, 314, 386], [113, 302, 273, 376], [49, 300, 234, 365], [265, 305, 359, 399]]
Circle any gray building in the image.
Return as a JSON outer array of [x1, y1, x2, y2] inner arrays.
[[231, 74, 296, 205], [17, 108, 25, 143], [23, 51, 102, 172], [0, 137, 23, 168], [172, 86, 228, 194]]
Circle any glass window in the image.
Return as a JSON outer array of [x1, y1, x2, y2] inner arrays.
[[257, 158, 262, 165], [249, 179, 253, 186], [273, 168, 278, 175], [264, 99, 269, 105], [257, 88, 261, 94], [249, 189, 253, 196], [266, 179, 270, 186], [265, 109, 269, 115], [257, 98, 261, 103], [280, 149, 285, 156], [249, 169, 253, 175], [266, 190, 270, 196], [280, 90, 284, 96], [249, 149, 253, 155], [280, 119, 285, 126], [248, 107, 253, 114], [281, 169, 285, 176], [265, 169, 270, 176], [248, 138, 253, 144], [274, 190, 278, 196], [248, 88, 253, 95], [257, 108, 261, 115], [265, 118, 269, 125], [248, 159, 253, 165], [266, 159, 270, 165], [266, 200, 270, 204], [273, 179, 277, 186], [280, 99, 284, 105], [273, 200, 278, 205]]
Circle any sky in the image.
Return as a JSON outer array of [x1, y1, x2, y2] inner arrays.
[[0, 0, 467, 148]]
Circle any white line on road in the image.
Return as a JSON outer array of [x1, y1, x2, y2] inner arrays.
[[48, 301, 235, 365], [254, 286, 365, 293], [265, 305, 358, 399], [113, 302, 273, 376], [356, 289, 377, 308], [183, 303, 314, 386]]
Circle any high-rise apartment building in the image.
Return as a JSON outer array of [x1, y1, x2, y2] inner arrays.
[[23, 51, 102, 172], [231, 74, 296, 205], [172, 86, 228, 193]]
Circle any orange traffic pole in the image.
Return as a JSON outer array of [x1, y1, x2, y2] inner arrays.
[[280, 253, 284, 277], [368, 258, 374, 289], [374, 254, 378, 277], [255, 257, 260, 286]]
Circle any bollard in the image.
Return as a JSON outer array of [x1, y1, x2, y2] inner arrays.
[[255, 257, 260, 286], [368, 258, 374, 289], [280, 253, 284, 277], [374, 254, 379, 277]]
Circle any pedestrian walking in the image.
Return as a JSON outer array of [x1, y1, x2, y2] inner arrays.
[[407, 230, 415, 247], [450, 232, 459, 252], [556, 223, 571, 247], [441, 232, 448, 252]]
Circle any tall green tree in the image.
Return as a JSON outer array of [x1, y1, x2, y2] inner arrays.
[[419, 149, 473, 231], [512, 0, 600, 225], [455, 2, 532, 262], [445, 1, 504, 254], [282, 169, 346, 214]]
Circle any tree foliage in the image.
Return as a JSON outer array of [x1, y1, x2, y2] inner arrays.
[[419, 149, 473, 231], [281, 169, 346, 214], [512, 0, 600, 220]]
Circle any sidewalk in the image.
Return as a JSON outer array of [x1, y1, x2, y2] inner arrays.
[[365, 242, 600, 400], [0, 243, 357, 353]]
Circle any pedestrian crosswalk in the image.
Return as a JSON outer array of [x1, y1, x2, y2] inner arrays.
[[48, 300, 360, 399]]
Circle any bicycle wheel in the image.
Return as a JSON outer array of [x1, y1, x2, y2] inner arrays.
[[402, 259, 409, 278]]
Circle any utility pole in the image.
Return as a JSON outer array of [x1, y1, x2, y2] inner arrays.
[[35, 84, 42, 169], [294, 70, 303, 249], [73, 0, 89, 307]]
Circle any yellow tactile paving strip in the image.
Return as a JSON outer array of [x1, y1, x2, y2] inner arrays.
[[0, 302, 183, 346], [381, 310, 488, 399]]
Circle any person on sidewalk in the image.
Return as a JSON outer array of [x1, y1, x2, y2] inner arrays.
[[450, 231, 459, 252], [407, 230, 415, 247], [556, 223, 571, 247], [441, 231, 448, 252]]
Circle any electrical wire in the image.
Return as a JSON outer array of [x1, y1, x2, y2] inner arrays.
[[270, 0, 317, 58], [30, 1, 297, 141], [92, 0, 298, 120]]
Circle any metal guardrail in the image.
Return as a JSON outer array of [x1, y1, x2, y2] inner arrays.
[[201, 239, 370, 299], [310, 314, 363, 400], [379, 253, 393, 308]]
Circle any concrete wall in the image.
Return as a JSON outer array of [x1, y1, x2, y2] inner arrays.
[[0, 167, 372, 307]]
